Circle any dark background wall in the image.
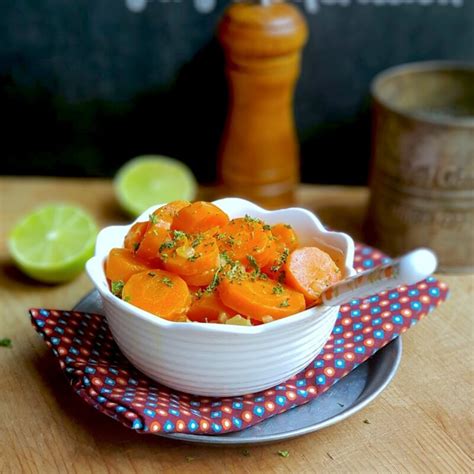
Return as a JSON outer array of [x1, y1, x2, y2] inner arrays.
[[1, 0, 473, 185]]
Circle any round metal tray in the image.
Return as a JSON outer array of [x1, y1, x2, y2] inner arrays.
[[75, 290, 402, 445]]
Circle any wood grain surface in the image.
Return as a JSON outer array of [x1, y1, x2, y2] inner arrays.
[[1, 177, 472, 473]]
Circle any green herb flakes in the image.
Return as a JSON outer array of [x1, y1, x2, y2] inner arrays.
[[172, 230, 187, 241], [148, 272, 156, 277], [132, 242, 140, 251], [246, 255, 259, 272], [161, 277, 173, 287], [272, 283, 284, 295], [149, 214, 158, 224], [159, 240, 175, 253], [111, 280, 125, 296], [278, 450, 290, 458], [0, 338, 12, 348], [279, 298, 290, 308], [124, 296, 131, 303], [263, 224, 271, 231]]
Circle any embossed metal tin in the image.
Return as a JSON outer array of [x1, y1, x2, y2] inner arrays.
[[367, 61, 474, 273]]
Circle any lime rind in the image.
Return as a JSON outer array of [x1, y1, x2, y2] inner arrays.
[[8, 204, 98, 283], [115, 155, 197, 217]]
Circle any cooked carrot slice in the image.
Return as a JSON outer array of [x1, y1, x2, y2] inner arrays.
[[135, 225, 170, 266], [261, 245, 289, 282], [217, 217, 274, 267], [124, 221, 149, 251], [283, 247, 342, 303], [271, 223, 298, 251], [122, 270, 191, 320], [218, 276, 305, 321], [187, 290, 236, 322], [151, 200, 191, 229], [162, 234, 220, 285], [105, 248, 151, 283], [171, 201, 229, 234]]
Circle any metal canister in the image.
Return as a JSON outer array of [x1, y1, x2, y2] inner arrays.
[[366, 61, 474, 273]]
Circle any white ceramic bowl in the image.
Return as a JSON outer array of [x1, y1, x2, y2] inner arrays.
[[86, 198, 355, 396]]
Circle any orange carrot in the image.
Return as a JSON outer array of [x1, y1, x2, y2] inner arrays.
[[162, 234, 220, 286], [271, 223, 298, 251], [187, 290, 236, 322], [105, 248, 151, 283], [218, 275, 305, 321], [122, 270, 191, 320], [283, 247, 342, 303], [151, 200, 191, 229], [135, 225, 170, 266], [171, 201, 229, 234], [124, 221, 149, 251], [217, 217, 274, 268]]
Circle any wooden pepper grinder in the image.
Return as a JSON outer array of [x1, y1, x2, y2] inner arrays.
[[217, 0, 308, 208]]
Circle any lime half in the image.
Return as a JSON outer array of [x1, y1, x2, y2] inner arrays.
[[8, 204, 98, 283], [115, 155, 197, 217]]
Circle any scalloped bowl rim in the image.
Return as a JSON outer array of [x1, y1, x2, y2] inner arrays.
[[86, 198, 355, 335]]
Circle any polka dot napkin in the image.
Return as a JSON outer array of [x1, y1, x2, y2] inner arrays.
[[30, 242, 449, 436]]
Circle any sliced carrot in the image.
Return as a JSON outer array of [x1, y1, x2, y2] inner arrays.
[[171, 201, 229, 234], [162, 234, 220, 286], [151, 200, 191, 229], [187, 290, 236, 322], [283, 247, 342, 304], [218, 276, 305, 321], [261, 245, 289, 282], [124, 221, 149, 251], [122, 270, 191, 320], [135, 225, 170, 266], [217, 217, 274, 267], [271, 223, 298, 251], [105, 248, 151, 283]]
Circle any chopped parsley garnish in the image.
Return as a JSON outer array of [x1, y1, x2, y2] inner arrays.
[[271, 247, 290, 272], [216, 233, 226, 240], [148, 272, 156, 277], [244, 214, 262, 224], [220, 251, 233, 266], [161, 277, 173, 287], [124, 295, 131, 303], [0, 338, 12, 348], [272, 283, 284, 295], [159, 240, 175, 253], [246, 255, 260, 272], [187, 253, 201, 262], [111, 280, 125, 296], [191, 234, 204, 248], [132, 242, 140, 251], [279, 298, 290, 308], [226, 235, 235, 246], [149, 214, 159, 224], [172, 230, 187, 241], [263, 224, 271, 231], [278, 450, 290, 458], [205, 271, 221, 294]]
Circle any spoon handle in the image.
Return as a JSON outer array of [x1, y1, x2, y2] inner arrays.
[[321, 248, 438, 307]]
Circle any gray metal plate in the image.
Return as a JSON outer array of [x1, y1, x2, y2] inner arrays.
[[74, 290, 402, 445]]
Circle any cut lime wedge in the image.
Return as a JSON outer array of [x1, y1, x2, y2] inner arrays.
[[8, 204, 98, 283], [115, 155, 197, 217]]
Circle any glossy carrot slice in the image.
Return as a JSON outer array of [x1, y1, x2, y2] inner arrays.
[[135, 225, 171, 266], [261, 245, 289, 282], [187, 290, 236, 322], [218, 276, 305, 321], [122, 269, 191, 320], [171, 201, 229, 234], [271, 223, 298, 251], [124, 221, 149, 251], [150, 200, 191, 229], [217, 217, 273, 267], [283, 247, 342, 304], [163, 234, 220, 285], [105, 248, 151, 283]]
